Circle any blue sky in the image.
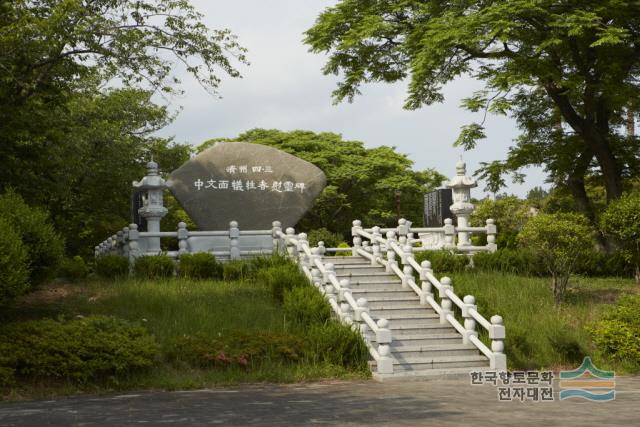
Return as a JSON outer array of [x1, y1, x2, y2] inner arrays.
[[155, 0, 547, 197]]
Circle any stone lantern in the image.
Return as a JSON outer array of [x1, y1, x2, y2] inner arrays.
[[132, 160, 168, 253], [446, 159, 477, 247]]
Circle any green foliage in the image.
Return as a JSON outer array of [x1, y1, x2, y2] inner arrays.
[[574, 251, 634, 278], [200, 129, 445, 236], [57, 256, 90, 282], [223, 260, 252, 281], [305, 0, 639, 211], [470, 196, 531, 249], [589, 295, 640, 368], [546, 329, 586, 365], [178, 253, 222, 280], [0, 218, 30, 305], [133, 255, 175, 279], [0, 190, 64, 286], [415, 250, 469, 274], [283, 286, 332, 326], [257, 263, 308, 303], [304, 322, 368, 369], [307, 228, 344, 248], [336, 242, 352, 256], [472, 249, 544, 277], [95, 255, 129, 279], [601, 192, 640, 282], [517, 213, 594, 304], [0, 316, 158, 384]]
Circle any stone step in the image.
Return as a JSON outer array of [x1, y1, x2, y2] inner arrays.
[[367, 311, 440, 321], [332, 265, 386, 274], [347, 276, 402, 284], [345, 282, 404, 291], [368, 333, 464, 347], [327, 256, 371, 265], [385, 323, 456, 336], [390, 344, 480, 358], [367, 301, 430, 310], [348, 289, 418, 299], [362, 294, 420, 303], [370, 355, 489, 372]]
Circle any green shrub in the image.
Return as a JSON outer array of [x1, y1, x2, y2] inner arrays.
[[245, 254, 291, 275], [95, 255, 129, 279], [589, 295, 640, 367], [223, 260, 251, 281], [178, 253, 222, 279], [283, 285, 332, 326], [257, 263, 308, 303], [57, 256, 90, 282], [415, 250, 469, 274], [574, 250, 634, 278], [472, 249, 544, 276], [517, 213, 593, 304], [307, 227, 344, 248], [547, 329, 586, 365], [0, 316, 158, 384], [0, 190, 64, 286], [336, 242, 352, 256], [0, 218, 30, 305], [133, 255, 175, 279], [304, 322, 368, 369], [600, 192, 640, 283]]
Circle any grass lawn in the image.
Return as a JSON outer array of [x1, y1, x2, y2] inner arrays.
[[448, 272, 638, 372], [1, 277, 369, 400]]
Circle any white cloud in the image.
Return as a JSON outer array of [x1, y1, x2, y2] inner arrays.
[[155, 0, 548, 197]]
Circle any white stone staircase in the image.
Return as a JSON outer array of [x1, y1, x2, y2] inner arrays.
[[331, 256, 490, 380]]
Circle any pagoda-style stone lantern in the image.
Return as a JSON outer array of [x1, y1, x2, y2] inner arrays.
[[132, 161, 168, 254], [446, 159, 477, 247]]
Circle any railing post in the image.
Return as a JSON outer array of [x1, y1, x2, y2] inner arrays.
[[317, 241, 326, 257], [376, 318, 393, 374], [443, 218, 455, 249], [397, 218, 409, 238], [420, 261, 433, 305], [122, 226, 130, 258], [402, 243, 413, 265], [297, 233, 309, 266], [362, 241, 371, 253], [354, 297, 368, 324], [490, 315, 507, 370], [116, 231, 124, 255], [229, 221, 241, 260], [285, 227, 297, 258], [462, 295, 478, 344], [402, 264, 413, 288], [387, 250, 397, 273], [385, 231, 396, 272], [351, 220, 363, 256], [324, 263, 335, 287], [486, 218, 497, 252], [311, 247, 322, 268], [272, 220, 282, 253], [439, 277, 454, 324], [94, 246, 100, 258], [371, 226, 381, 265], [311, 268, 322, 290], [177, 222, 189, 256], [127, 223, 141, 271], [340, 302, 352, 324], [338, 278, 350, 304]]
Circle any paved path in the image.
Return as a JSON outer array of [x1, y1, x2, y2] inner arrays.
[[1, 376, 639, 426]]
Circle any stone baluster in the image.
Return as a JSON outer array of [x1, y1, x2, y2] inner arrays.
[[297, 233, 309, 266], [94, 246, 100, 258], [323, 263, 335, 287], [116, 231, 124, 255], [311, 268, 322, 291], [443, 218, 455, 249], [490, 315, 507, 370], [401, 243, 413, 265], [229, 221, 241, 260], [362, 241, 370, 253], [271, 221, 282, 253], [439, 277, 454, 324], [310, 247, 322, 270], [397, 218, 409, 239], [486, 218, 497, 252], [402, 265, 413, 289], [351, 220, 363, 256], [375, 318, 393, 374], [354, 298, 369, 335], [127, 223, 141, 269], [317, 241, 326, 257], [340, 302, 352, 324], [285, 227, 297, 258], [462, 295, 478, 345], [122, 226, 130, 258], [177, 222, 189, 255], [420, 261, 433, 305], [338, 278, 350, 305], [385, 231, 396, 272]]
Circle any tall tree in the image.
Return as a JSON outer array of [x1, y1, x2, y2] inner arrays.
[[200, 129, 445, 237], [305, 0, 640, 207]]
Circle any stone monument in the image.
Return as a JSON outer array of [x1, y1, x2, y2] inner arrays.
[[446, 158, 477, 247], [167, 142, 327, 230]]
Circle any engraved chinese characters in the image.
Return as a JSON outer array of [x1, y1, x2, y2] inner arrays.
[[167, 142, 327, 230]]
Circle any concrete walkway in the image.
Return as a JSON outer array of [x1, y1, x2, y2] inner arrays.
[[1, 376, 639, 426]]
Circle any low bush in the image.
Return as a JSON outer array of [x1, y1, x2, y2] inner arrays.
[[57, 256, 90, 282], [307, 228, 344, 249], [257, 263, 308, 303], [133, 255, 175, 279], [472, 249, 544, 276], [335, 242, 352, 257], [283, 285, 331, 326], [304, 322, 368, 369], [0, 316, 158, 385], [178, 253, 222, 279], [0, 218, 30, 305], [223, 260, 251, 281], [589, 295, 640, 367], [95, 255, 129, 279], [415, 250, 469, 274], [0, 190, 64, 286], [574, 251, 634, 278]]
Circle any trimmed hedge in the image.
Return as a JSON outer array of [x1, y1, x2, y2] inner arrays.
[[0, 316, 158, 385], [414, 250, 470, 274]]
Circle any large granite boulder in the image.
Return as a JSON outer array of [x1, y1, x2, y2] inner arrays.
[[167, 142, 326, 230]]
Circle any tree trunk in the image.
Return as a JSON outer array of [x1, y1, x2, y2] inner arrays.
[[627, 109, 635, 138]]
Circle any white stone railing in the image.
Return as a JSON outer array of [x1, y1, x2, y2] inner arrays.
[[363, 217, 497, 253], [276, 227, 395, 375], [352, 220, 506, 370], [95, 220, 280, 263]]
